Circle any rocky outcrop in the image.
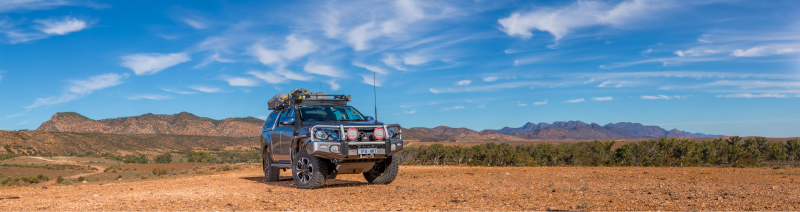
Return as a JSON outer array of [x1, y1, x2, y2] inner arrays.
[[36, 112, 263, 137]]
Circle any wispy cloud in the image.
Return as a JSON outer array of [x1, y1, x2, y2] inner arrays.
[[251, 34, 317, 66], [189, 86, 222, 93], [304, 61, 344, 77], [533, 100, 548, 105], [182, 18, 209, 29], [120, 53, 191, 75], [716, 93, 788, 98], [482, 76, 498, 82], [327, 80, 340, 91], [455, 80, 471, 86], [442, 106, 465, 110], [640, 95, 686, 100], [498, 0, 685, 41], [25, 73, 127, 109], [195, 52, 234, 68], [127, 94, 173, 100], [517, 103, 527, 106], [34, 16, 90, 35], [592, 96, 613, 101], [732, 45, 799, 57], [404, 109, 417, 114], [429, 81, 559, 93], [360, 74, 381, 87], [222, 77, 259, 87], [657, 119, 800, 126], [160, 87, 195, 95], [0, 0, 108, 12], [381, 53, 406, 71], [248, 71, 287, 84], [566, 98, 584, 103], [352, 62, 388, 74]]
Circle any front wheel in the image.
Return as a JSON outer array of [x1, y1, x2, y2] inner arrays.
[[262, 150, 280, 182], [363, 155, 400, 184], [292, 151, 327, 189]]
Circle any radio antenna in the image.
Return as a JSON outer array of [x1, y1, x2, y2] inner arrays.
[[373, 73, 378, 124], [319, 82, 323, 93]]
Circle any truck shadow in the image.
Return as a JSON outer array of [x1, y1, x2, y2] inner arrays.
[[240, 176, 368, 189]]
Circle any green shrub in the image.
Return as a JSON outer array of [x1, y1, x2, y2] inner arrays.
[[123, 154, 149, 164], [152, 168, 169, 176], [56, 175, 64, 183], [117, 174, 122, 179], [77, 176, 85, 182], [1, 177, 11, 185], [62, 178, 73, 185], [155, 152, 172, 164], [186, 151, 218, 163]]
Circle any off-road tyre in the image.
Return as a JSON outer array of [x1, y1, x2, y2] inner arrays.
[[292, 151, 327, 189], [363, 155, 400, 184], [262, 150, 280, 182]]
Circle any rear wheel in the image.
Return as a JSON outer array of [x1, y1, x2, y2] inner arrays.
[[363, 155, 399, 184], [262, 150, 280, 182], [292, 151, 327, 189]]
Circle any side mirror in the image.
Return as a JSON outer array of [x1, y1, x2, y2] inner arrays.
[[280, 117, 295, 125], [365, 116, 375, 122]]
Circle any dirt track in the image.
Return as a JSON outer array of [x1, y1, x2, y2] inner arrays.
[[28, 157, 107, 186], [1, 166, 798, 211]]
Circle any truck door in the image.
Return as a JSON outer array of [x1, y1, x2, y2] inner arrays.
[[274, 109, 294, 163], [262, 111, 280, 163]]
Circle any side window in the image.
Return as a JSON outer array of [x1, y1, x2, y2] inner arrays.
[[280, 109, 294, 126], [263, 112, 280, 130]]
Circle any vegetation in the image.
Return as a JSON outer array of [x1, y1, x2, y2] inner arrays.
[[217, 150, 261, 163], [154, 152, 172, 164], [186, 151, 218, 163], [1, 174, 50, 186], [0, 152, 18, 161], [398, 137, 800, 167], [123, 154, 149, 164], [152, 168, 169, 176], [56, 175, 64, 183]]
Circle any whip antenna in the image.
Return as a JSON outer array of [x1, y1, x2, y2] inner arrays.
[[374, 73, 378, 124]]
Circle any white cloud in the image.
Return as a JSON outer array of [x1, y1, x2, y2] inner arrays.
[[223, 77, 259, 87], [248, 71, 287, 84], [361, 74, 382, 87], [442, 106, 465, 110], [640, 95, 681, 100], [403, 54, 431, 65], [182, 18, 208, 29], [381, 53, 406, 71], [597, 80, 628, 88], [482, 76, 498, 82], [674, 48, 719, 57], [455, 80, 471, 86], [327, 80, 340, 91], [189, 86, 222, 93], [533, 100, 548, 105], [25, 93, 80, 109], [592, 96, 613, 101], [498, 0, 679, 40], [0, 0, 107, 12], [195, 52, 234, 68], [304, 61, 344, 77], [0, 75, 2, 82], [68, 73, 127, 94], [127, 94, 173, 100], [641, 48, 652, 56], [352, 62, 388, 74], [731, 44, 800, 57], [34, 16, 89, 35], [517, 103, 527, 106], [566, 98, 584, 103], [429, 81, 557, 93], [25, 73, 126, 109], [716, 93, 788, 98], [251, 34, 317, 66], [257, 116, 267, 120], [16, 120, 30, 125], [120, 53, 191, 75], [404, 109, 417, 114], [160, 87, 195, 95]]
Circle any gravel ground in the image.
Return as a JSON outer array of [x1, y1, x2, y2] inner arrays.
[[0, 165, 798, 211]]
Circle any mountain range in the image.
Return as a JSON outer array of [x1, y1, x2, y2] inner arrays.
[[32, 112, 723, 142]]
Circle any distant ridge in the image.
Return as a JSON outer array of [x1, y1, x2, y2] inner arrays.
[[37, 112, 263, 137]]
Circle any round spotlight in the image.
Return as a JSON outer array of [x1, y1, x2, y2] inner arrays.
[[330, 145, 340, 153], [391, 144, 396, 151]]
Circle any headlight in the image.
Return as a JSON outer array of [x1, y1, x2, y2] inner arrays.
[[329, 145, 340, 153], [391, 144, 396, 151], [314, 129, 338, 140]]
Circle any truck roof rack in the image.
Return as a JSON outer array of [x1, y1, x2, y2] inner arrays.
[[268, 88, 351, 110]]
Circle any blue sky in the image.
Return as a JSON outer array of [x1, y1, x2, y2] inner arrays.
[[1, 0, 799, 137]]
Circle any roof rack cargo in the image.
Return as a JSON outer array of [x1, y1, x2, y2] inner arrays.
[[268, 88, 351, 110]]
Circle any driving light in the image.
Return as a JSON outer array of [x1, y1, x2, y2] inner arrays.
[[374, 127, 385, 140], [315, 130, 328, 140], [346, 128, 358, 141], [391, 143, 396, 151], [330, 145, 340, 153]]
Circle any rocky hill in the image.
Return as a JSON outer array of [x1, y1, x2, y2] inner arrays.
[[37, 112, 263, 137]]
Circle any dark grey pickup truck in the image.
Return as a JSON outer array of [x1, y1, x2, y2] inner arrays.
[[260, 89, 403, 189]]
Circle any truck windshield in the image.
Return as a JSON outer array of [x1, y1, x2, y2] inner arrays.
[[299, 106, 366, 121]]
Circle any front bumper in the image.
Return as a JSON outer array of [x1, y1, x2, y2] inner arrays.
[[307, 139, 404, 160]]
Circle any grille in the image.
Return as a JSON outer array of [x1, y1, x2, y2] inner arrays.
[[348, 144, 386, 149]]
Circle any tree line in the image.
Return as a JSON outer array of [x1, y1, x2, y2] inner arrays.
[[395, 137, 800, 167]]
